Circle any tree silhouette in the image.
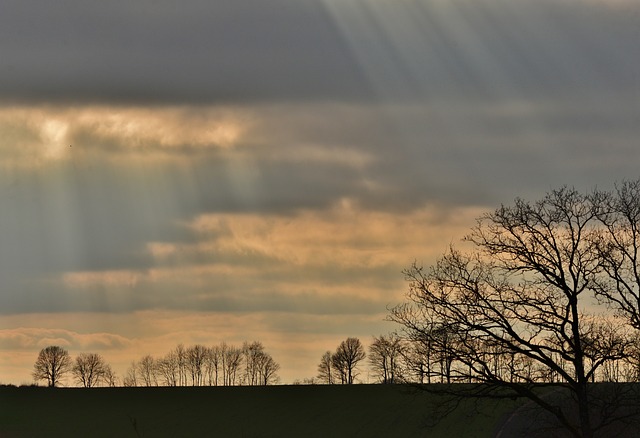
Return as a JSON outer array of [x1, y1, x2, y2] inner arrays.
[[32, 346, 71, 387], [390, 187, 637, 438], [72, 352, 109, 388], [592, 180, 640, 330], [332, 337, 365, 384], [317, 351, 334, 384], [369, 334, 405, 384]]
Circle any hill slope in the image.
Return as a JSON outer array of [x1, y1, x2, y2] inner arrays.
[[0, 384, 518, 437]]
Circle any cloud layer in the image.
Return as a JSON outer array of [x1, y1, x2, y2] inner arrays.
[[1, 0, 639, 384], [1, 1, 638, 105]]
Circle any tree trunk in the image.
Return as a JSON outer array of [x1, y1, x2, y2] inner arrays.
[[576, 384, 593, 438]]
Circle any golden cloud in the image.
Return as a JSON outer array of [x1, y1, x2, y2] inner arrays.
[[0, 105, 249, 167]]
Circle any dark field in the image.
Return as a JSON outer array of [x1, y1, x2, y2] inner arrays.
[[0, 384, 520, 437]]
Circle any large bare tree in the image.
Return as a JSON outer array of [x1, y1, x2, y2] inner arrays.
[[33, 346, 71, 387], [390, 187, 635, 438]]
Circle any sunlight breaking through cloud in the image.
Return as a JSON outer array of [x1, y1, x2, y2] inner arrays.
[[0, 106, 248, 167]]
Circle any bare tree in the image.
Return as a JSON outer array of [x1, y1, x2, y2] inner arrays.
[[332, 337, 366, 384], [123, 361, 138, 387], [102, 364, 118, 387], [369, 334, 405, 384], [138, 355, 158, 387], [317, 351, 334, 384], [32, 346, 71, 387], [241, 341, 280, 386], [592, 180, 640, 329], [221, 343, 243, 386], [206, 345, 221, 386], [331, 350, 348, 384], [257, 352, 280, 385], [243, 341, 264, 386], [186, 344, 208, 386], [175, 344, 188, 386], [157, 351, 179, 387], [72, 353, 108, 388], [390, 187, 635, 438]]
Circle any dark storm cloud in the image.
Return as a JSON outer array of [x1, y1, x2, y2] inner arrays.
[[0, 0, 638, 105], [1, 0, 640, 318], [0, 0, 369, 104]]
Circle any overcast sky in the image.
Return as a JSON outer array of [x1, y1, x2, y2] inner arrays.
[[1, 0, 639, 384]]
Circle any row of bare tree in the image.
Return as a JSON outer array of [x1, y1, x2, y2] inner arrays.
[[333, 328, 640, 387], [32, 341, 280, 388], [316, 337, 367, 384], [122, 341, 280, 387], [32, 346, 117, 388], [314, 336, 405, 385]]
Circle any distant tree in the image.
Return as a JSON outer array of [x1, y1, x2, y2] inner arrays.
[[317, 351, 334, 384], [257, 352, 280, 385], [221, 343, 243, 386], [102, 364, 118, 387], [32, 346, 71, 387], [72, 353, 108, 388], [206, 345, 221, 386], [243, 341, 264, 386], [157, 351, 179, 387], [332, 338, 366, 384], [331, 350, 348, 384], [175, 344, 188, 386], [123, 361, 138, 387], [138, 355, 158, 387], [369, 334, 405, 384], [622, 334, 640, 382], [186, 344, 208, 386], [293, 377, 317, 385], [242, 341, 280, 386]]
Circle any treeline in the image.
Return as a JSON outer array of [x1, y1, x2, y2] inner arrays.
[[31, 341, 280, 388], [122, 341, 280, 387], [318, 330, 640, 387]]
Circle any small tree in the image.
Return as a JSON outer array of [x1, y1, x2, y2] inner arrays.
[[186, 344, 208, 386], [317, 351, 334, 384], [257, 353, 280, 385], [243, 341, 265, 386], [157, 351, 179, 387], [102, 364, 118, 387], [72, 353, 108, 388], [221, 343, 243, 386], [369, 334, 405, 384], [333, 337, 366, 384], [206, 345, 221, 386], [33, 346, 71, 387], [123, 361, 138, 387]]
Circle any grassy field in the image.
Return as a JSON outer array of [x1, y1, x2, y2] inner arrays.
[[0, 384, 521, 437]]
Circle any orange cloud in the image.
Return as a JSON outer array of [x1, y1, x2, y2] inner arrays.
[[0, 105, 249, 168]]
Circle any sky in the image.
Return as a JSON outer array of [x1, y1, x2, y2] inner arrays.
[[0, 0, 639, 385]]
